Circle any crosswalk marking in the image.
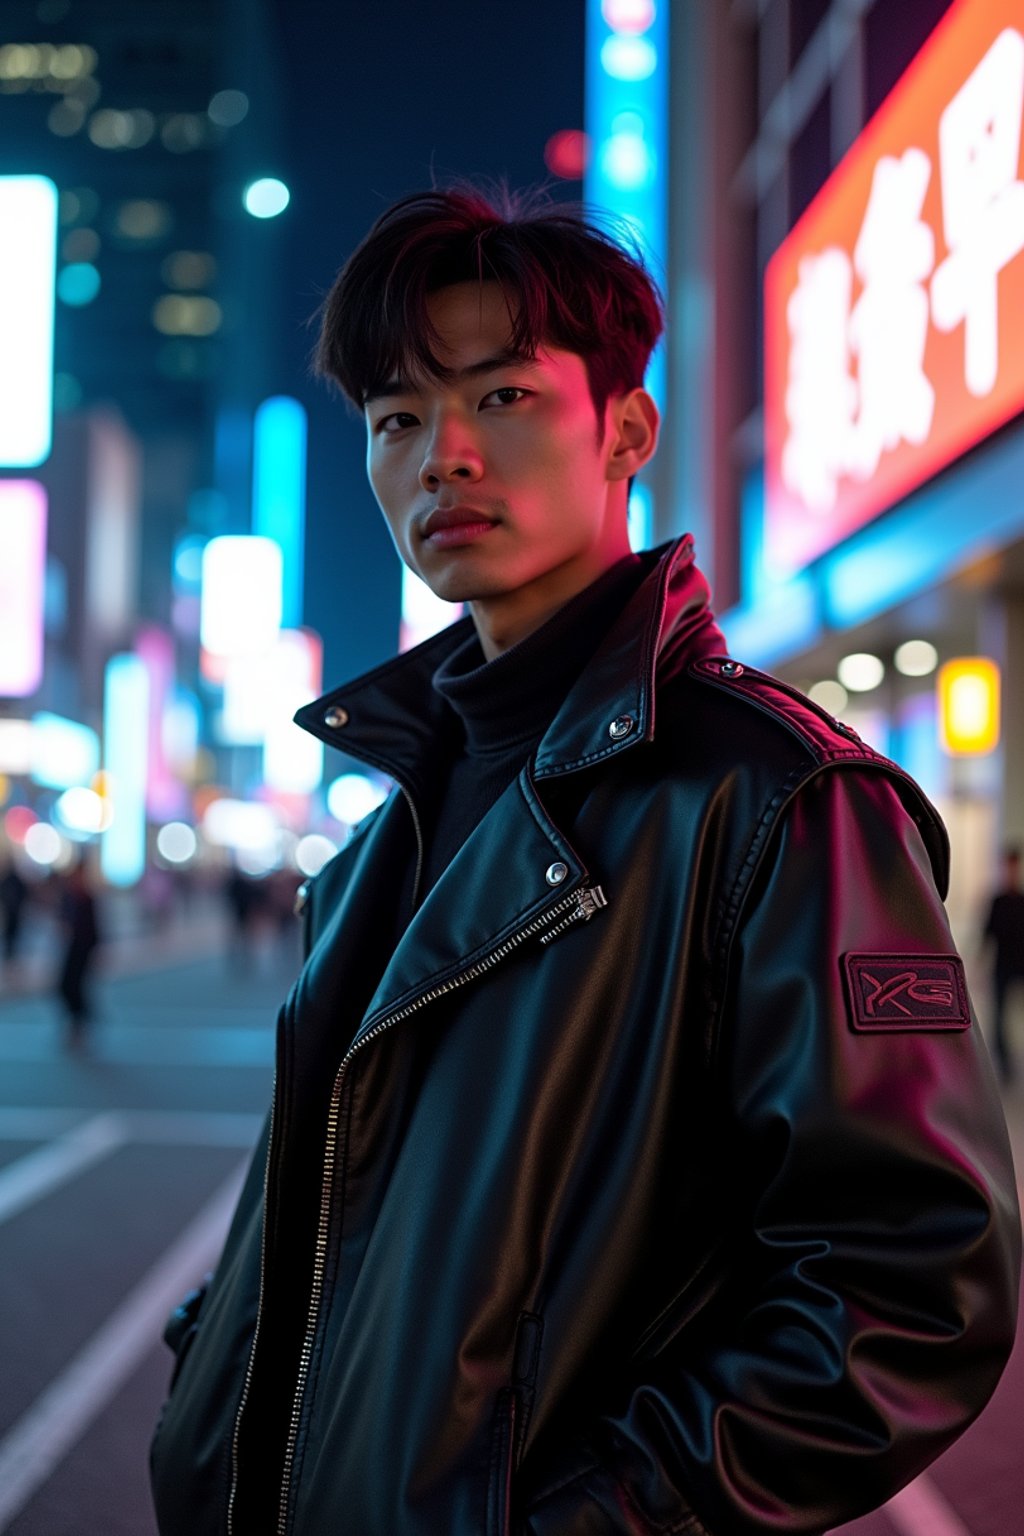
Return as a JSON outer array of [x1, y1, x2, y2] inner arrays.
[[109, 1109, 263, 1145], [0, 1114, 127, 1226], [0, 1107, 262, 1149], [0, 1161, 245, 1531]]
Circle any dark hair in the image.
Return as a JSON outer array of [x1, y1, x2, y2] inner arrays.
[[313, 183, 664, 428]]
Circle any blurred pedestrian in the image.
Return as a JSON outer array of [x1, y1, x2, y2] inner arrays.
[[222, 861, 264, 968], [55, 859, 102, 1049], [0, 853, 29, 969], [983, 844, 1024, 1083]]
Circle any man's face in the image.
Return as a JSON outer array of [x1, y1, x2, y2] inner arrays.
[[364, 281, 654, 648]]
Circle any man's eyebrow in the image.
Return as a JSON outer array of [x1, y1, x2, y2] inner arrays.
[[364, 351, 541, 406]]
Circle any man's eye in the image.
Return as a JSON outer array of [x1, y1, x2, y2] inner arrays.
[[378, 412, 418, 433], [481, 387, 530, 408]]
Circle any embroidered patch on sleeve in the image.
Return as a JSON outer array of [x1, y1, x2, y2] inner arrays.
[[843, 953, 971, 1032]]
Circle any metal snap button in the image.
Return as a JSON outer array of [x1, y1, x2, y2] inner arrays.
[[545, 861, 569, 885], [293, 880, 310, 916], [608, 714, 635, 740], [836, 721, 860, 740], [719, 659, 744, 677], [324, 706, 349, 728]]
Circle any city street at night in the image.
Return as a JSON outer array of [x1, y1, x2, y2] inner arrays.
[[0, 917, 294, 1535], [3, 0, 1024, 1532], [0, 936, 1021, 1536]]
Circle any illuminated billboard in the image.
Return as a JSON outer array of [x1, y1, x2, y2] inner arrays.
[[31, 713, 100, 790], [0, 480, 47, 697], [0, 176, 57, 468], [765, 0, 1024, 576], [263, 629, 323, 794], [200, 535, 283, 657], [101, 653, 149, 887], [253, 396, 306, 628]]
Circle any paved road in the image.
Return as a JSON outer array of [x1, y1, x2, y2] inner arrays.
[[0, 928, 293, 1536], [0, 932, 1020, 1536]]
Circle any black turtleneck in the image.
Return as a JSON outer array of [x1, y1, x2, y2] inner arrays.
[[414, 552, 648, 906]]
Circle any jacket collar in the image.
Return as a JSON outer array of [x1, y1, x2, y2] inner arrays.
[[294, 534, 724, 792]]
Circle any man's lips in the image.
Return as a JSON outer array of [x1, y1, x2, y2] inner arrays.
[[420, 506, 500, 543]]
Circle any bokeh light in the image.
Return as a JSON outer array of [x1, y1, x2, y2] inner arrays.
[[837, 653, 885, 692], [894, 639, 939, 677], [601, 34, 657, 80], [156, 821, 198, 864], [326, 773, 388, 827], [808, 680, 849, 715], [24, 821, 63, 866], [243, 178, 290, 219], [55, 785, 110, 836], [296, 833, 337, 877], [544, 129, 589, 179], [602, 0, 656, 33], [208, 89, 249, 127], [152, 295, 222, 336], [57, 262, 100, 305], [4, 805, 37, 844]]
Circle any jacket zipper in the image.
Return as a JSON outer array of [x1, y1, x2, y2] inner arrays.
[[226, 1071, 278, 1536], [273, 881, 607, 1535], [539, 884, 607, 945]]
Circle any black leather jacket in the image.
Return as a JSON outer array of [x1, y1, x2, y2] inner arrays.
[[151, 536, 1020, 1536]]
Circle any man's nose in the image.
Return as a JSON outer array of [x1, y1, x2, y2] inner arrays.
[[418, 416, 483, 491]]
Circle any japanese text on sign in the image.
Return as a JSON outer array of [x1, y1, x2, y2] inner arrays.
[[765, 0, 1024, 577]]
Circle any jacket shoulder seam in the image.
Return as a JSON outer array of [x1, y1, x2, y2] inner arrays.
[[687, 657, 880, 764]]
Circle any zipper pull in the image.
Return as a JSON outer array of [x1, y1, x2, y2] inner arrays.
[[539, 885, 608, 946]]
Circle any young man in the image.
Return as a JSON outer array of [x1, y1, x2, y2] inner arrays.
[[151, 188, 1020, 1536]]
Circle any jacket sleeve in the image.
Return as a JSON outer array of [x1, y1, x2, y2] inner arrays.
[[523, 767, 1021, 1536]]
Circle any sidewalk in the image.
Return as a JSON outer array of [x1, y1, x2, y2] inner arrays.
[[0, 895, 230, 1003]]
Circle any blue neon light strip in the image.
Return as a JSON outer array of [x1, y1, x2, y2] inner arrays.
[[822, 422, 1024, 628], [722, 419, 1024, 667], [101, 653, 149, 887], [253, 396, 307, 628], [585, 2, 668, 412]]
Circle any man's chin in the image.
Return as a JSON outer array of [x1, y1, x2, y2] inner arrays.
[[412, 566, 518, 607]]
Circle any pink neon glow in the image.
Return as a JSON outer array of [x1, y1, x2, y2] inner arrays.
[[0, 481, 47, 697], [545, 130, 590, 180], [4, 806, 37, 843], [602, 0, 655, 35], [136, 624, 184, 820]]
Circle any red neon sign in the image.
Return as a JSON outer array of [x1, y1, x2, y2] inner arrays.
[[765, 0, 1024, 577]]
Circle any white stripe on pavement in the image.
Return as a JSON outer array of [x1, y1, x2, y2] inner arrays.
[[0, 1108, 88, 1139], [0, 1114, 127, 1226], [0, 1107, 262, 1146], [884, 1474, 974, 1536], [0, 1160, 245, 1532]]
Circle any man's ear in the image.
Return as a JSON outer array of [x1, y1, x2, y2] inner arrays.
[[605, 388, 660, 482]]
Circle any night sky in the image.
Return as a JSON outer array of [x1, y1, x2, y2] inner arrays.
[[269, 0, 587, 690]]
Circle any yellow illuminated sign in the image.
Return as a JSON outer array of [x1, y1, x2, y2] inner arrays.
[[937, 657, 1000, 755]]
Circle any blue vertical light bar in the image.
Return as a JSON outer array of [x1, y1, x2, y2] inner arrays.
[[252, 395, 307, 627], [585, 1, 669, 413], [0, 176, 58, 467], [101, 653, 149, 887]]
